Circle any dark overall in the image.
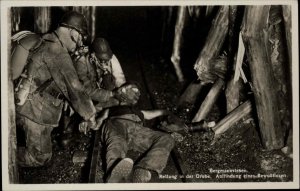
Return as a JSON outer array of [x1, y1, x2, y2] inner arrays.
[[16, 32, 96, 167]]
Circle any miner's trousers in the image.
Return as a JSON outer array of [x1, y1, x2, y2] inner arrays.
[[17, 115, 54, 167], [100, 114, 175, 174]]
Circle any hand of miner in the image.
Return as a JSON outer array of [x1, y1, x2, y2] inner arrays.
[[113, 84, 140, 105], [79, 115, 97, 135]]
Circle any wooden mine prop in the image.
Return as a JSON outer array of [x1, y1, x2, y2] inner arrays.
[[170, 6, 292, 151]]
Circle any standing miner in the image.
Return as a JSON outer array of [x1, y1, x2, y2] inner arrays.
[[15, 11, 98, 167]]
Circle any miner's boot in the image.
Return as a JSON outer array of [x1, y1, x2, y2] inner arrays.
[[59, 114, 77, 149], [106, 158, 134, 183], [132, 168, 152, 183]]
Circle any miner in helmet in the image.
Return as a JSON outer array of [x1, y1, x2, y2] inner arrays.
[[68, 37, 139, 136], [73, 38, 174, 183], [74, 37, 128, 104], [15, 11, 99, 167], [59, 37, 136, 146]]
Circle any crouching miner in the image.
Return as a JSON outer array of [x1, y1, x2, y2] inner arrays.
[[15, 11, 98, 167], [59, 37, 127, 146], [100, 84, 175, 183]]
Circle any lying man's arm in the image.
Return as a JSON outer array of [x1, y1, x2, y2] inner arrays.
[[141, 109, 170, 120]]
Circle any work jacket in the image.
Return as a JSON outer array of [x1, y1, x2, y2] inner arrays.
[[75, 54, 126, 103], [16, 32, 96, 126]]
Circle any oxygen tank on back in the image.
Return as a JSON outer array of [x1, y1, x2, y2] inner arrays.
[[11, 31, 42, 80], [11, 31, 42, 105], [14, 72, 33, 106]]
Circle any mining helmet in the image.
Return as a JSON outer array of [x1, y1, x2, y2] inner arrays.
[[91, 38, 113, 61], [59, 11, 88, 37]]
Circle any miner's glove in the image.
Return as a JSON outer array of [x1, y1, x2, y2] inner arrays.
[[113, 84, 140, 105]]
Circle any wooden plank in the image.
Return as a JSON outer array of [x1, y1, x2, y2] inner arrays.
[[192, 78, 225, 122], [211, 100, 252, 144], [178, 80, 205, 107], [241, 6, 284, 150]]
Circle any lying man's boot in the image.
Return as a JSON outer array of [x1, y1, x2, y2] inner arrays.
[[106, 158, 133, 183], [132, 168, 152, 183], [59, 114, 79, 149]]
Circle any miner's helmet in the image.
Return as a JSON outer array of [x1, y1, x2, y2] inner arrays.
[[91, 38, 113, 61], [59, 11, 88, 40]]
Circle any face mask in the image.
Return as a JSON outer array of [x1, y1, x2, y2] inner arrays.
[[90, 53, 111, 73], [70, 29, 83, 49], [72, 46, 89, 61]]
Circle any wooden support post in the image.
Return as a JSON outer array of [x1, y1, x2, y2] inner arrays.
[[171, 6, 188, 82], [34, 7, 51, 33], [192, 78, 225, 122], [281, 6, 293, 152], [282, 5, 292, 73], [227, 6, 238, 56], [72, 7, 96, 42], [160, 6, 175, 60], [188, 6, 202, 20], [226, 77, 243, 112], [11, 7, 21, 33], [205, 6, 215, 17], [281, 128, 293, 158], [8, 8, 19, 183], [194, 6, 229, 83], [241, 6, 284, 150], [90, 7, 96, 42], [225, 6, 243, 113], [211, 100, 252, 144], [178, 80, 205, 107], [267, 5, 291, 140]]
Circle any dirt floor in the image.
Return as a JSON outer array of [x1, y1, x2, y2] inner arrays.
[[138, 48, 293, 183]]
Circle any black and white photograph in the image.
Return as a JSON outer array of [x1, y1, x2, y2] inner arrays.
[[1, 0, 299, 190]]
